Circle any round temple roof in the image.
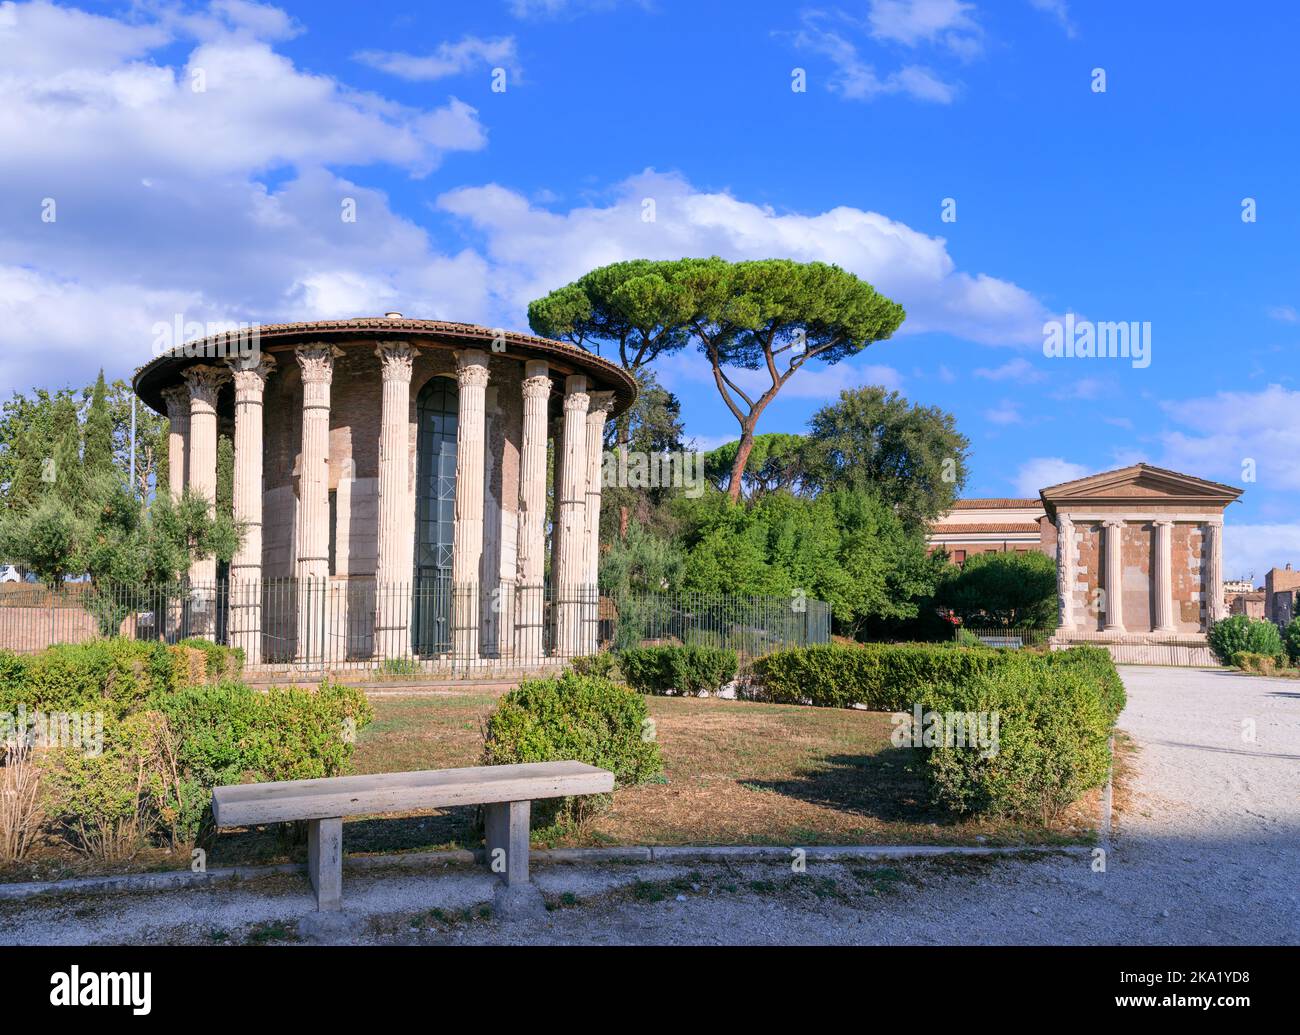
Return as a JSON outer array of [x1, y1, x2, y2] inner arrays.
[[132, 316, 638, 415]]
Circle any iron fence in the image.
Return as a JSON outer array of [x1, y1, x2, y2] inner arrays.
[[0, 578, 831, 676], [955, 625, 1055, 650]]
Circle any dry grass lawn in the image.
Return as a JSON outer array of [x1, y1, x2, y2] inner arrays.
[[2, 689, 1101, 882]]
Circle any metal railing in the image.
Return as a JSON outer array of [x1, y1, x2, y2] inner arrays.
[[955, 625, 1055, 650], [0, 578, 831, 676]]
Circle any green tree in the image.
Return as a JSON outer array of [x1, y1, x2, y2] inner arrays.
[[82, 370, 115, 482], [676, 258, 905, 503], [801, 385, 970, 528], [703, 432, 807, 497], [530, 257, 905, 505], [936, 551, 1058, 629]]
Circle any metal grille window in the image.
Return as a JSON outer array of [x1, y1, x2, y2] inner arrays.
[[413, 376, 458, 656]]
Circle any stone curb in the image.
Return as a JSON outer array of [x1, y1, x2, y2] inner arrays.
[[0, 843, 1086, 903]]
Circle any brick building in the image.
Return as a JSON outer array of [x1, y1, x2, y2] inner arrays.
[[1264, 564, 1300, 625], [925, 499, 1051, 564], [133, 317, 636, 669], [1041, 464, 1242, 664]]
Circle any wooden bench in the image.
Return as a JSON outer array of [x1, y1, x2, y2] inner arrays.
[[211, 761, 614, 911]]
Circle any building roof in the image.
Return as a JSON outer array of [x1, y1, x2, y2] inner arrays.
[[131, 317, 638, 416], [1039, 463, 1243, 514], [930, 522, 1043, 535], [949, 498, 1042, 510]]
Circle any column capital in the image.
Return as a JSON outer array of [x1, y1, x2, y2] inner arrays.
[[521, 367, 552, 401], [455, 349, 490, 389], [227, 353, 276, 394], [375, 341, 418, 381], [161, 383, 190, 417], [295, 344, 343, 383], [587, 390, 616, 419], [1152, 518, 1175, 528], [563, 374, 590, 413], [1102, 517, 1125, 529], [182, 364, 229, 407]]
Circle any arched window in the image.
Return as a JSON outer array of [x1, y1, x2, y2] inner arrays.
[[413, 376, 458, 655]]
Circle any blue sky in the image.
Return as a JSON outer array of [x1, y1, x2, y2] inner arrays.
[[2, 0, 1298, 577]]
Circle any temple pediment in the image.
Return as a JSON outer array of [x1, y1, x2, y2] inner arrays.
[[1040, 463, 1242, 510]]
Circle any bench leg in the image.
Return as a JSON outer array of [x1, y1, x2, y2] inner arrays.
[[307, 817, 343, 911], [484, 800, 530, 887]]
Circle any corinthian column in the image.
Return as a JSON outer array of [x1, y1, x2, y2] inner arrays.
[[1056, 513, 1075, 631], [373, 342, 417, 660], [294, 345, 341, 664], [184, 365, 228, 639], [226, 354, 274, 665], [553, 375, 589, 658], [451, 350, 490, 662], [1102, 518, 1126, 633], [514, 362, 551, 664], [1205, 520, 1225, 627], [580, 391, 615, 654], [514, 361, 551, 663], [161, 385, 190, 501], [1152, 519, 1176, 633]]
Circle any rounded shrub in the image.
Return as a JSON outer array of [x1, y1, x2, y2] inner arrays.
[[483, 672, 662, 833], [920, 663, 1113, 822], [616, 645, 737, 697], [1208, 615, 1284, 665]]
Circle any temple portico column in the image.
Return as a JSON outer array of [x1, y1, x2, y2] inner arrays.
[[553, 376, 589, 658], [373, 343, 418, 660], [1056, 514, 1075, 631], [1152, 519, 1176, 633], [226, 354, 274, 665], [184, 365, 228, 639], [161, 385, 190, 501], [1102, 518, 1126, 633], [514, 361, 550, 664], [294, 345, 341, 664], [1205, 519, 1225, 626], [451, 350, 490, 662], [581, 391, 615, 654]]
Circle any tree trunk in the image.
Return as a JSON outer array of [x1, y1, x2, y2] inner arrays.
[[727, 425, 757, 504]]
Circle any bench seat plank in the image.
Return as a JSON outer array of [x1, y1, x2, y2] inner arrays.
[[212, 760, 614, 827]]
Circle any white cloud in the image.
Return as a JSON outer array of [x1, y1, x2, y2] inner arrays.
[[1013, 456, 1091, 495], [974, 357, 1043, 382], [0, 0, 491, 390], [1224, 524, 1300, 582], [1267, 304, 1299, 323], [983, 400, 1023, 425], [508, 0, 647, 18], [868, 0, 982, 55], [355, 35, 519, 82], [437, 169, 1049, 346], [1027, 0, 1077, 37], [792, 15, 959, 103], [1159, 384, 1300, 490]]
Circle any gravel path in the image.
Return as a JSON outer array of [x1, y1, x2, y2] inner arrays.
[[2, 665, 1296, 945]]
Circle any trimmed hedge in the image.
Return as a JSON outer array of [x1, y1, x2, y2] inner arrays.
[[482, 671, 662, 833], [1208, 615, 1284, 665], [919, 663, 1114, 821], [4, 638, 368, 856], [751, 642, 1026, 710], [616, 645, 738, 697], [751, 641, 1124, 822], [0, 638, 244, 719]]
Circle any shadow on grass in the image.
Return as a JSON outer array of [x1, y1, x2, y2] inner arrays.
[[742, 746, 960, 827]]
